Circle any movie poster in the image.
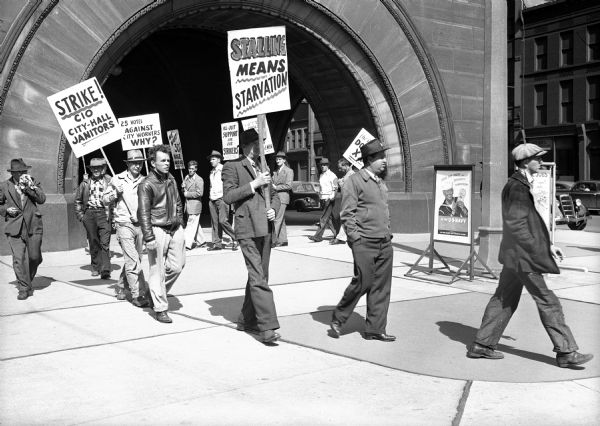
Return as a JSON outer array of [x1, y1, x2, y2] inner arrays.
[[433, 166, 473, 244]]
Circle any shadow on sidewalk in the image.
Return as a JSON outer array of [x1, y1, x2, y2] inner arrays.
[[436, 320, 558, 367], [310, 306, 366, 338], [9, 276, 53, 292], [205, 295, 244, 323]]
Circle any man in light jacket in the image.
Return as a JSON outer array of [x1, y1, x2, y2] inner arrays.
[[271, 151, 293, 247], [182, 160, 206, 250]]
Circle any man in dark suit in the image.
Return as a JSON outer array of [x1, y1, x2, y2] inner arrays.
[[0, 158, 46, 300], [467, 143, 593, 368], [222, 129, 282, 343]]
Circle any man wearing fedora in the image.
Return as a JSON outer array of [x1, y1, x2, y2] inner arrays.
[[330, 139, 396, 342], [308, 157, 340, 243], [75, 157, 113, 280], [207, 150, 238, 251], [0, 158, 46, 300], [102, 149, 149, 306], [467, 143, 593, 368], [271, 151, 293, 247], [182, 159, 207, 250]]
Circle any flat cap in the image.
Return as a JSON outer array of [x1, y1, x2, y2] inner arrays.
[[512, 143, 547, 161]]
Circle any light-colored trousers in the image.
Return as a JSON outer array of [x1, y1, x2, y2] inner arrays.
[[116, 222, 148, 298], [184, 213, 206, 249], [147, 226, 185, 312], [273, 202, 288, 244]]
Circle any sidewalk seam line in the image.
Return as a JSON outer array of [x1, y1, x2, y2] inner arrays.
[[451, 380, 472, 426]]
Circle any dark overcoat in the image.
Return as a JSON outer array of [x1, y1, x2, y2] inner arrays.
[[0, 178, 46, 237]]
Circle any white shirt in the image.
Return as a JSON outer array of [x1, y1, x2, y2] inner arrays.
[[209, 163, 224, 201], [319, 169, 338, 200], [103, 170, 144, 224]]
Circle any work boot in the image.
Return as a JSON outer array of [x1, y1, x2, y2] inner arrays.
[[556, 351, 593, 368], [466, 342, 504, 359]]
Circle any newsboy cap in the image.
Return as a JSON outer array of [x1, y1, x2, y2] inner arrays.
[[512, 143, 547, 161], [88, 158, 107, 168], [360, 138, 388, 160], [124, 149, 147, 162], [206, 150, 222, 160], [7, 158, 31, 172]]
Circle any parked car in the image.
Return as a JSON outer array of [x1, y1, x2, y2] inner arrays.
[[569, 180, 600, 214], [555, 180, 574, 196], [555, 194, 588, 230], [290, 181, 321, 211]]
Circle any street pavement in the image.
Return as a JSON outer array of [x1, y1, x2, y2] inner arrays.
[[0, 217, 599, 425]]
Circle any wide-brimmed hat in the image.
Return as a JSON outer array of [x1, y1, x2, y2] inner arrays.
[[124, 149, 147, 162], [360, 138, 388, 160], [88, 158, 107, 168], [320, 158, 330, 165], [275, 151, 286, 158], [206, 150, 222, 160], [240, 128, 259, 146], [512, 143, 547, 161], [7, 158, 32, 172]]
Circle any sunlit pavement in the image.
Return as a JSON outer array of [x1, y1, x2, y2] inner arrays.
[[0, 222, 598, 425]]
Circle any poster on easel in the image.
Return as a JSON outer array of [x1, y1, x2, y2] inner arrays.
[[433, 167, 472, 245]]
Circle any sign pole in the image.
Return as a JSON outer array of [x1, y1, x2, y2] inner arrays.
[[257, 114, 271, 210], [82, 155, 87, 177], [99, 147, 115, 176], [142, 148, 149, 175]]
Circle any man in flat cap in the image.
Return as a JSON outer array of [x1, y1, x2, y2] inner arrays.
[[182, 159, 207, 250], [222, 129, 282, 344], [102, 149, 149, 306], [75, 157, 113, 280], [308, 157, 340, 243], [0, 158, 46, 300], [207, 150, 237, 251], [330, 139, 396, 342], [271, 151, 293, 247], [467, 143, 593, 368]]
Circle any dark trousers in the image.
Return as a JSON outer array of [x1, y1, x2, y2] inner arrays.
[[8, 231, 43, 292], [474, 267, 578, 353], [209, 198, 236, 244], [314, 198, 340, 239], [237, 234, 280, 331], [82, 209, 111, 274], [333, 237, 393, 334]]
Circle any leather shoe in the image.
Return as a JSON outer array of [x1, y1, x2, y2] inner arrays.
[[330, 320, 342, 338], [329, 238, 344, 245], [91, 270, 100, 277], [556, 351, 593, 368], [308, 236, 323, 242], [364, 332, 396, 342], [17, 291, 29, 300], [280, 242, 288, 247], [115, 289, 126, 300], [131, 296, 149, 308], [231, 242, 239, 251], [467, 342, 504, 359], [101, 272, 111, 280], [207, 244, 223, 251], [260, 329, 281, 343], [156, 311, 172, 323], [236, 323, 258, 333]]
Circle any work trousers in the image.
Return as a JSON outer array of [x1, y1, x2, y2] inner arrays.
[[8, 230, 43, 293], [115, 222, 147, 298], [333, 237, 393, 334], [331, 192, 346, 241], [82, 209, 111, 274], [184, 213, 206, 249], [147, 226, 185, 312], [474, 267, 578, 353], [314, 198, 340, 239], [209, 198, 235, 244], [272, 202, 288, 244], [237, 234, 280, 331]]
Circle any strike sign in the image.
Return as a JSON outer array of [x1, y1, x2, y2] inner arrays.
[[119, 113, 162, 151], [167, 130, 185, 170], [241, 117, 274, 154], [221, 122, 239, 160], [227, 26, 291, 119], [47, 77, 121, 158], [342, 128, 377, 169]]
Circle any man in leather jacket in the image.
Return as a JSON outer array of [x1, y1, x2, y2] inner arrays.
[[138, 144, 185, 323]]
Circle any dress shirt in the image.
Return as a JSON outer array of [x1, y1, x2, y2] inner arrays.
[[209, 163, 224, 200], [319, 169, 338, 200]]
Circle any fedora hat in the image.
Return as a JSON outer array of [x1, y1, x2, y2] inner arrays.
[[124, 149, 147, 162], [206, 150, 223, 160], [275, 151, 286, 158], [240, 128, 259, 146], [320, 158, 330, 165], [88, 158, 107, 168], [512, 143, 547, 161], [360, 138, 388, 160], [7, 158, 32, 172]]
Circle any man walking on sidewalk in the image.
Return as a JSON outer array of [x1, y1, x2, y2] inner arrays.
[[182, 160, 206, 250], [330, 140, 396, 342], [330, 158, 355, 245], [207, 150, 238, 251], [271, 151, 293, 247], [0, 158, 46, 300], [102, 149, 149, 306], [467, 143, 593, 368], [138, 145, 185, 323], [308, 158, 339, 242], [75, 158, 113, 279], [223, 129, 282, 344]]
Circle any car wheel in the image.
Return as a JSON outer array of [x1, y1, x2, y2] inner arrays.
[[295, 200, 307, 212], [568, 221, 587, 230]]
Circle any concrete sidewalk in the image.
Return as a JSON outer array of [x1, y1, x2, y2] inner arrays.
[[0, 224, 598, 425]]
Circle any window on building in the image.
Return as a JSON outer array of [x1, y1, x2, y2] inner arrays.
[[588, 76, 600, 120], [560, 31, 574, 66], [560, 80, 573, 123], [535, 37, 547, 70], [535, 84, 547, 125], [588, 24, 600, 61]]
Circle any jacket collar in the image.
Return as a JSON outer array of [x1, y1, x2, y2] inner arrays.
[[7, 178, 22, 208], [510, 170, 530, 188]]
